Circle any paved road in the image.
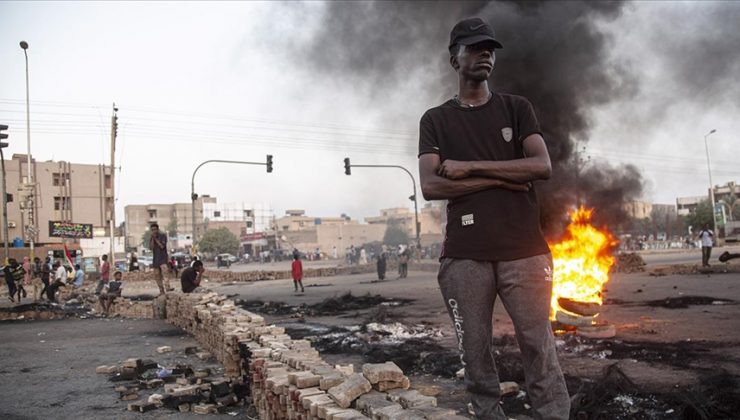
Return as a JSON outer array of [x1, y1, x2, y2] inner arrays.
[[638, 244, 740, 266]]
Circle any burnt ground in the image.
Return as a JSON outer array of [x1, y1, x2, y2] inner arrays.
[[210, 256, 740, 419]]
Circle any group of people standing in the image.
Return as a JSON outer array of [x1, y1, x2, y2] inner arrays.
[[375, 245, 411, 281], [4, 256, 84, 303]]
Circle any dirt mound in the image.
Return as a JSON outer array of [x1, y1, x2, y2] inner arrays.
[[614, 253, 646, 273]]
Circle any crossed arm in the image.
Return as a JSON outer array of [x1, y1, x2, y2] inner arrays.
[[419, 134, 551, 201]]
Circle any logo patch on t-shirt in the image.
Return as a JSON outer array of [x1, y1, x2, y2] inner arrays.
[[501, 127, 513, 142], [461, 214, 474, 226]]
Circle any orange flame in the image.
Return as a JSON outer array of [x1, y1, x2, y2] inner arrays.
[[548, 206, 618, 319]]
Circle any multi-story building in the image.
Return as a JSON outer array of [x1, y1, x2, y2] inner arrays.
[[125, 197, 274, 251], [676, 181, 739, 218], [1, 154, 114, 246], [364, 203, 444, 245]]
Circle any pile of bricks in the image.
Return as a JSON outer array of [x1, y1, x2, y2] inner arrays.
[[95, 356, 246, 414], [160, 291, 466, 419]]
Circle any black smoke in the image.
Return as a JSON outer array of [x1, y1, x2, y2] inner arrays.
[[298, 0, 645, 236]]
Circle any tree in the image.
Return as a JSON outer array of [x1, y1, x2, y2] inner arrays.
[[383, 219, 409, 247], [141, 230, 152, 249], [685, 199, 713, 233], [198, 227, 240, 255], [167, 216, 179, 237]]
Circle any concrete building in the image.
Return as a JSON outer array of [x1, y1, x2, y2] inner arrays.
[[124, 196, 215, 250], [125, 197, 274, 252], [0, 154, 115, 246], [365, 203, 444, 246], [623, 201, 653, 220], [676, 181, 739, 217]]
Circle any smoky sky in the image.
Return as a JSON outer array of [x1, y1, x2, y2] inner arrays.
[[296, 0, 648, 235]]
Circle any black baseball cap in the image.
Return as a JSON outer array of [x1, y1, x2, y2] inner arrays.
[[449, 17, 503, 52]]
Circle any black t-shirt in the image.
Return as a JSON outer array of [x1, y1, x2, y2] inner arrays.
[[180, 267, 199, 293], [418, 92, 550, 262]]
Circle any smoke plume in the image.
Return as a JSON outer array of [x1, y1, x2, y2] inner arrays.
[[299, 0, 645, 235]]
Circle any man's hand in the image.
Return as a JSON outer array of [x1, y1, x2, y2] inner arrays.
[[437, 159, 472, 179]]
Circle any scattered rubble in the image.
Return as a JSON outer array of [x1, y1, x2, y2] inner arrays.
[[645, 296, 735, 309]]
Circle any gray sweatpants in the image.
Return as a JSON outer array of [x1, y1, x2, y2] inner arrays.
[[438, 254, 569, 420]]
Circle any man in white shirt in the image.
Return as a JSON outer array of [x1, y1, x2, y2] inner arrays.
[[47, 261, 68, 302], [697, 223, 714, 267]]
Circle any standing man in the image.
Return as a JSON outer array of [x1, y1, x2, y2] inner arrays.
[[40, 257, 52, 301], [96, 254, 110, 295], [418, 18, 569, 419], [149, 223, 171, 295], [3, 259, 21, 303], [697, 223, 714, 267]]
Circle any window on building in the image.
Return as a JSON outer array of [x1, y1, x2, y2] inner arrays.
[[104, 174, 112, 189], [214, 211, 221, 218], [52, 172, 70, 186], [148, 210, 157, 218], [244, 209, 253, 217], [246, 221, 253, 228], [53, 196, 70, 211]]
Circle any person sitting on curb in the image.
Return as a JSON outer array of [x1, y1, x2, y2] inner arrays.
[[99, 270, 123, 316]]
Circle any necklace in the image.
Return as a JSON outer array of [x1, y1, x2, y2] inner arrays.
[[454, 91, 492, 108]]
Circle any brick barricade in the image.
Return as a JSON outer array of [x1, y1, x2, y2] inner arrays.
[[121, 262, 440, 284], [161, 291, 465, 419]]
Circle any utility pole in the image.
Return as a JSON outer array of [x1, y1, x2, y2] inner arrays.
[[20, 40, 35, 260], [109, 104, 118, 264], [0, 124, 9, 263]]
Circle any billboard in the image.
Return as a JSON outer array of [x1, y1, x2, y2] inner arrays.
[[49, 221, 94, 238]]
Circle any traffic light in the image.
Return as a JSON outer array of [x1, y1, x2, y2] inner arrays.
[[344, 157, 351, 175], [191, 193, 198, 201], [0, 124, 8, 144], [266, 154, 273, 173], [408, 194, 416, 201]]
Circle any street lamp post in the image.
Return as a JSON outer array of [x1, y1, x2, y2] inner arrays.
[[704, 129, 717, 237], [190, 157, 272, 253], [343, 160, 421, 250], [20, 40, 35, 259]]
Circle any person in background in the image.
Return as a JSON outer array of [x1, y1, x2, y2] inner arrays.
[[149, 223, 171, 294], [73, 264, 85, 288], [697, 223, 714, 267], [3, 258, 21, 303], [99, 270, 123, 316], [376, 251, 387, 281], [180, 260, 205, 293], [47, 261, 67, 302], [397, 246, 409, 279], [129, 253, 139, 272], [96, 254, 110, 295], [40, 257, 52, 301], [291, 253, 305, 293]]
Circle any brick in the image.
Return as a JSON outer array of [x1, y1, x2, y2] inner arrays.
[[499, 381, 520, 396], [356, 392, 397, 417], [328, 373, 372, 409], [192, 403, 215, 414], [148, 393, 164, 405], [332, 409, 369, 419], [195, 351, 213, 360], [397, 390, 436, 409], [95, 365, 118, 374], [412, 406, 458, 420], [121, 392, 140, 401], [156, 346, 172, 353], [320, 373, 345, 390], [178, 403, 190, 412], [362, 362, 404, 384], [374, 376, 410, 392]]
